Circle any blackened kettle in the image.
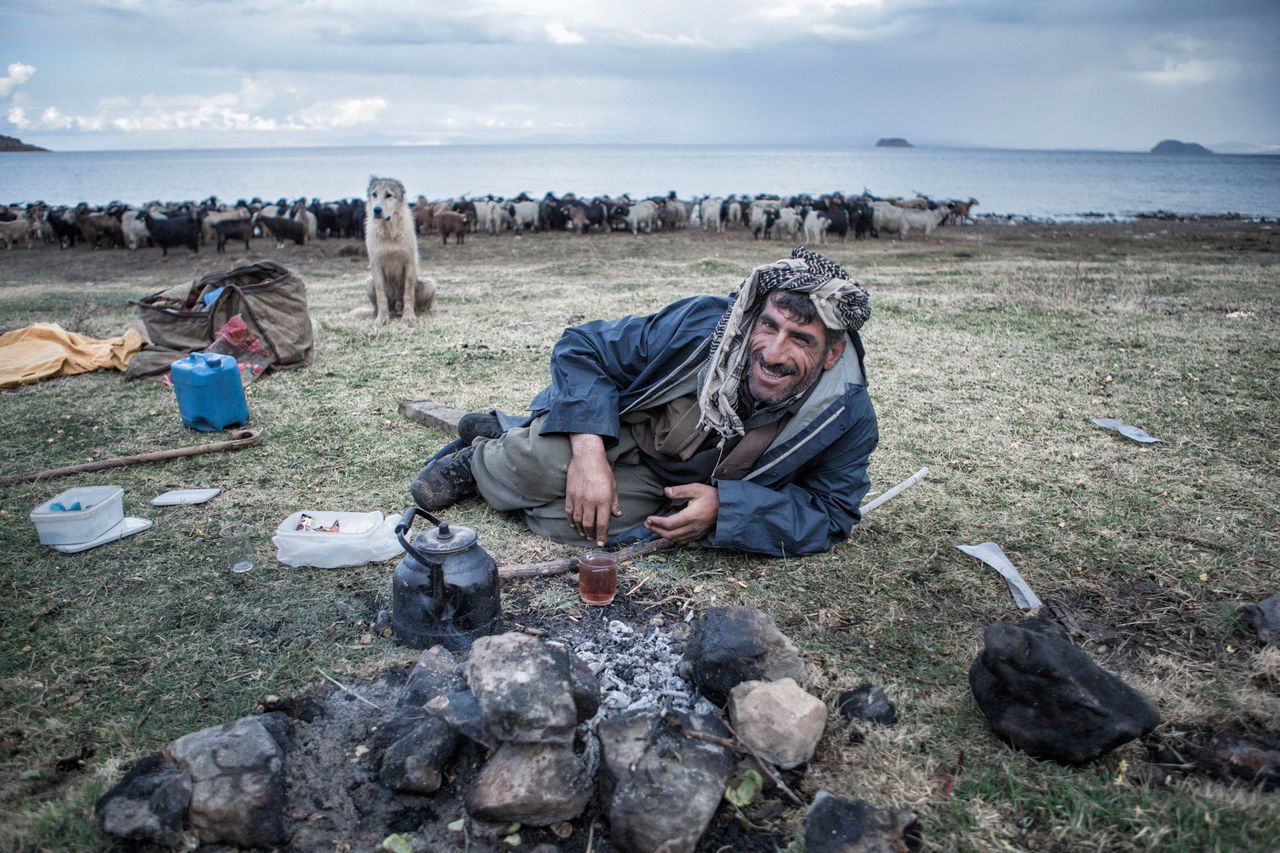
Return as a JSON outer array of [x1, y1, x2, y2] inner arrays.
[[391, 506, 502, 651]]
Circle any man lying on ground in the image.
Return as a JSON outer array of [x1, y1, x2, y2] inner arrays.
[[411, 246, 878, 556]]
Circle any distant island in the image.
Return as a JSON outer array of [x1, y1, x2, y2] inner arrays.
[[876, 137, 913, 148], [0, 134, 47, 153], [1150, 139, 1213, 156]]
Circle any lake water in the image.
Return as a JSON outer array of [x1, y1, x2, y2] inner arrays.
[[2, 144, 1277, 220]]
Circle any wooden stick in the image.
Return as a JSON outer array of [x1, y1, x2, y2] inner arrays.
[[860, 466, 929, 515], [0, 429, 262, 486], [314, 667, 383, 711], [498, 537, 675, 579]]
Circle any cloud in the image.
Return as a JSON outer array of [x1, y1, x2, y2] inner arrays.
[[0, 62, 36, 97], [7, 78, 388, 135], [289, 97, 388, 129]]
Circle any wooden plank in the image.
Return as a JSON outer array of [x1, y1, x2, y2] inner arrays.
[[398, 400, 465, 434]]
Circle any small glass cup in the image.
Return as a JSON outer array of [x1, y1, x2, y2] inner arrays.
[[578, 550, 617, 606], [220, 523, 255, 573]]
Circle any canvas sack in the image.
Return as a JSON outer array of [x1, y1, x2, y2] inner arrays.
[[128, 261, 314, 378]]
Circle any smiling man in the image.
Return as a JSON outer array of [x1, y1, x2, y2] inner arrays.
[[411, 246, 878, 556]]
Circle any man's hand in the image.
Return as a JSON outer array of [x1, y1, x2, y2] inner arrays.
[[644, 483, 719, 544], [565, 434, 621, 545]]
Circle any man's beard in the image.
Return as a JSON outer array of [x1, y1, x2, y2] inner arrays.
[[747, 350, 814, 405]]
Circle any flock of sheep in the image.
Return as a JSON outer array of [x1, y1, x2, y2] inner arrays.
[[0, 191, 979, 254]]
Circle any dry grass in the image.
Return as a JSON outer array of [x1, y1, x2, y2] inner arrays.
[[0, 219, 1277, 850]]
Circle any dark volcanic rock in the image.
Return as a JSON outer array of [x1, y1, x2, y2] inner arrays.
[[96, 754, 192, 847], [467, 632, 578, 744], [681, 605, 807, 706], [425, 690, 497, 749], [598, 709, 735, 853], [1239, 595, 1280, 646], [167, 712, 290, 848], [398, 644, 462, 708], [378, 717, 463, 794], [804, 791, 921, 853], [464, 743, 593, 825], [564, 646, 602, 721], [837, 683, 897, 726], [969, 619, 1160, 765]]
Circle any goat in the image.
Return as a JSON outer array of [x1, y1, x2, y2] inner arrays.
[[213, 218, 254, 253], [700, 197, 724, 232], [143, 213, 200, 255], [0, 216, 36, 249], [802, 209, 829, 244], [509, 200, 540, 233], [948, 197, 979, 225], [626, 200, 658, 235], [773, 207, 801, 241], [436, 210, 469, 244], [251, 213, 307, 248]]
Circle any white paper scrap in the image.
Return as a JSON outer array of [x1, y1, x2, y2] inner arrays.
[[152, 488, 222, 506], [957, 542, 1043, 610], [1091, 418, 1164, 444]]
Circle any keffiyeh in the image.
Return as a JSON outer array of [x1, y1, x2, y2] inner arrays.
[[697, 245, 870, 439]]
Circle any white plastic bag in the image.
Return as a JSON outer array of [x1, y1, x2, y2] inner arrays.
[[273, 510, 405, 568]]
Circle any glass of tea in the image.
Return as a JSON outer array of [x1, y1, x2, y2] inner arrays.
[[578, 550, 618, 606]]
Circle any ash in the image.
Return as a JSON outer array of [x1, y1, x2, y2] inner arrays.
[[569, 614, 719, 717]]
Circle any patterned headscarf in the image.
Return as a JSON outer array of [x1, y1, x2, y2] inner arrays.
[[698, 245, 870, 438]]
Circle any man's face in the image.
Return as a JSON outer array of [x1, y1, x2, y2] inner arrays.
[[746, 293, 847, 405]]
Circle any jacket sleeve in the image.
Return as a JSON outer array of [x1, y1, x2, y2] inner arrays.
[[707, 411, 878, 556], [536, 296, 723, 443]]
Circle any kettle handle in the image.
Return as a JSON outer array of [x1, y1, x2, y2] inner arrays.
[[395, 506, 451, 566]]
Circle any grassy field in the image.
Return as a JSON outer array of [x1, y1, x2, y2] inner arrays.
[[1, 220, 1277, 851]]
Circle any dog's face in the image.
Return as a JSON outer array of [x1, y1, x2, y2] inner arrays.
[[367, 178, 407, 221]]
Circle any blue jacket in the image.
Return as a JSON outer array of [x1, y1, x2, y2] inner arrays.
[[529, 295, 878, 557]]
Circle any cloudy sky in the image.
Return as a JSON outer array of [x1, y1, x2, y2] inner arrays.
[[3, 0, 1277, 152]]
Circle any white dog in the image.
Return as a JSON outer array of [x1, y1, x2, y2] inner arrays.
[[364, 176, 436, 324]]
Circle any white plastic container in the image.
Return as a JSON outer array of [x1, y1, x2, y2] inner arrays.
[[272, 510, 404, 569], [30, 485, 125, 545]]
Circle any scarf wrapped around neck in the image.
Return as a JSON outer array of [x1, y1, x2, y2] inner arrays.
[[697, 245, 871, 439]]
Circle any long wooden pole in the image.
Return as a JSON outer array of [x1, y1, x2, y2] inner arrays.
[[496, 466, 929, 579], [0, 429, 262, 486]]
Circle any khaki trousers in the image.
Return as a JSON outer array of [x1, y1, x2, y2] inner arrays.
[[470, 415, 668, 545]]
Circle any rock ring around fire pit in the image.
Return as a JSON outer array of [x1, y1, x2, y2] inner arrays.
[[98, 605, 847, 851]]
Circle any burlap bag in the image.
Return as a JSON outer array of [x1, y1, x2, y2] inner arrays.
[[127, 261, 314, 378]]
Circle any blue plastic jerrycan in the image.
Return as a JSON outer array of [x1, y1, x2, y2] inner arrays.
[[171, 352, 250, 431]]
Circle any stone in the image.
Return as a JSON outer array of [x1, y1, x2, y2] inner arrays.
[[166, 713, 289, 848], [969, 619, 1160, 765], [729, 678, 827, 769], [378, 717, 463, 794], [1239, 595, 1280, 646], [565, 648, 601, 721], [681, 605, 807, 706], [398, 644, 462, 708], [95, 754, 192, 847], [804, 791, 921, 853], [424, 690, 496, 749], [598, 709, 735, 853], [464, 743, 593, 826], [466, 633, 578, 745], [837, 683, 897, 726]]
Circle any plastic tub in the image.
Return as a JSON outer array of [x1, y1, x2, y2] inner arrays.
[[272, 511, 404, 569], [30, 485, 125, 545]]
